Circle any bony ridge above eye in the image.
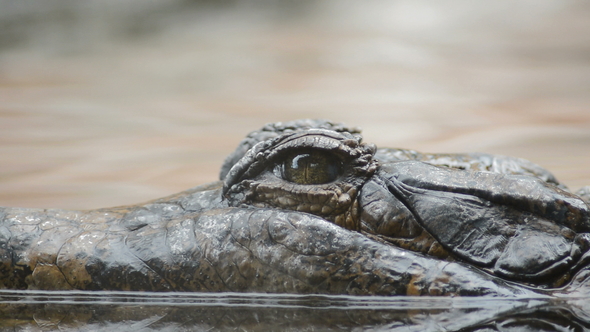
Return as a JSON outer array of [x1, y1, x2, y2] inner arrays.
[[277, 149, 343, 185]]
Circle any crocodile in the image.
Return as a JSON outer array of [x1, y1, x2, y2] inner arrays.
[[1, 119, 590, 297]]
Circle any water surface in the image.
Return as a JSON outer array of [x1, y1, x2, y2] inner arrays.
[[1, 0, 589, 210], [2, 290, 589, 331]]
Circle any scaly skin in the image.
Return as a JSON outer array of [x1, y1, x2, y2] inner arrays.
[[1, 119, 590, 296], [0, 183, 533, 296]]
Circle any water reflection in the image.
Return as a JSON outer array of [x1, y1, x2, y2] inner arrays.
[[2, 290, 589, 331]]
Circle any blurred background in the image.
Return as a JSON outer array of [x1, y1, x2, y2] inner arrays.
[[0, 0, 589, 209]]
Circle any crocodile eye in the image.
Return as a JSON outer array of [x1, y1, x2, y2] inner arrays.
[[279, 150, 343, 184]]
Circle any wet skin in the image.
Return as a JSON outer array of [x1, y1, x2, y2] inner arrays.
[[1, 119, 590, 296]]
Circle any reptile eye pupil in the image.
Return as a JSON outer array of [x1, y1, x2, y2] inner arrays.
[[282, 151, 341, 184]]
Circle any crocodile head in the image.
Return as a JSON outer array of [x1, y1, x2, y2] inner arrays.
[[222, 119, 590, 287], [3, 119, 590, 295]]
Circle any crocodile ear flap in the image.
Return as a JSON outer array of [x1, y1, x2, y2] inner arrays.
[[379, 161, 590, 284], [219, 119, 361, 180], [394, 184, 584, 282]]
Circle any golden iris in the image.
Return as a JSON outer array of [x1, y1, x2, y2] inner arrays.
[[281, 150, 342, 184]]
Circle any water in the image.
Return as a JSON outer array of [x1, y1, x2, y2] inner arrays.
[[1, 290, 588, 331], [1, 1, 590, 330], [0, 0, 589, 210]]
